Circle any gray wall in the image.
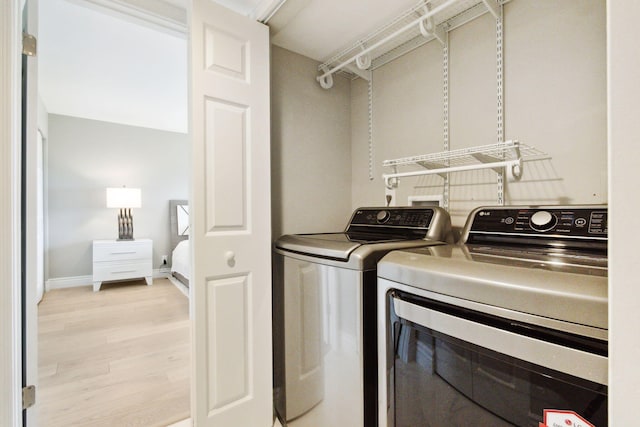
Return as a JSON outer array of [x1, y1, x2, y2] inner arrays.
[[351, 0, 606, 226], [271, 45, 353, 238], [47, 114, 188, 279]]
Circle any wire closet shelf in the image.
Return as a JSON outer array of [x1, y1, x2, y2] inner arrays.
[[316, 0, 504, 88], [382, 140, 550, 189]]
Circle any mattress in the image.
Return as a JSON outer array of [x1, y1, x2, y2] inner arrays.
[[171, 239, 190, 282]]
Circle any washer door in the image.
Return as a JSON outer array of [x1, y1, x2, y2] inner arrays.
[[386, 291, 608, 427]]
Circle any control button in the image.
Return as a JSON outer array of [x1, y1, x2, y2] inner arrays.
[[530, 210, 557, 231], [504, 217, 514, 225], [575, 218, 587, 227], [376, 210, 391, 224]]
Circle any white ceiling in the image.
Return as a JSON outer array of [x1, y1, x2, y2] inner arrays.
[[270, 0, 422, 62], [39, 0, 189, 133], [38, 0, 421, 133]]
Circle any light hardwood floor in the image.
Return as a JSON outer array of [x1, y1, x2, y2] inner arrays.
[[38, 278, 190, 427]]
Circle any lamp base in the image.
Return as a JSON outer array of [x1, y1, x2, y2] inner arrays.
[[117, 208, 135, 240]]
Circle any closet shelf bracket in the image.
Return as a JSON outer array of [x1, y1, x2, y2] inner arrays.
[[382, 140, 549, 189], [345, 63, 372, 81], [481, 0, 501, 20]]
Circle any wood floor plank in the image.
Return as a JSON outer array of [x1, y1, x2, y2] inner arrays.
[[38, 279, 190, 427]]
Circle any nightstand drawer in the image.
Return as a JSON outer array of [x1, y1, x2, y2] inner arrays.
[[93, 260, 153, 282], [93, 240, 152, 262]]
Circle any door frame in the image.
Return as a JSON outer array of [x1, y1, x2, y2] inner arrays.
[[1, 0, 282, 425], [0, 0, 25, 425], [22, 0, 40, 424]]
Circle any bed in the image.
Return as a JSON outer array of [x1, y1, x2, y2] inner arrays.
[[169, 200, 190, 292]]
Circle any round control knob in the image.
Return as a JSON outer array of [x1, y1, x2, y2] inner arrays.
[[530, 210, 557, 231], [376, 210, 391, 224]]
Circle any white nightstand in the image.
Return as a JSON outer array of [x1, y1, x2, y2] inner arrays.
[[92, 239, 153, 292]]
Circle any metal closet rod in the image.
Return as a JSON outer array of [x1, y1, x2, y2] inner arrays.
[[315, 0, 461, 83]]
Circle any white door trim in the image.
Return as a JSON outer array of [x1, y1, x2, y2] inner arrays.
[[23, 0, 40, 424], [0, 0, 25, 425]]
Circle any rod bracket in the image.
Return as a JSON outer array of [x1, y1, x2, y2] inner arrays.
[[317, 65, 334, 89], [355, 42, 372, 70], [384, 166, 399, 189], [418, 3, 446, 45], [384, 175, 399, 190], [508, 159, 523, 181]]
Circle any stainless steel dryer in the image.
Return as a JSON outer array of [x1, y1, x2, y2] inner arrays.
[[377, 205, 608, 427], [273, 207, 452, 427]]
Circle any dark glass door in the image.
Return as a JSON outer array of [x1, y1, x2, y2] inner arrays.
[[389, 293, 607, 427]]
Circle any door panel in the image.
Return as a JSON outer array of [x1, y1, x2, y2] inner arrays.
[[204, 27, 248, 81], [190, 0, 271, 425], [204, 98, 247, 231], [206, 274, 250, 411]]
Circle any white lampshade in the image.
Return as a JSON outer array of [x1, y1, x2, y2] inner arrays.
[[106, 187, 141, 208]]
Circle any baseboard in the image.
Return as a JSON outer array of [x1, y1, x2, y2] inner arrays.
[[167, 419, 192, 427], [46, 269, 172, 291], [154, 268, 171, 279], [45, 275, 93, 291], [167, 274, 189, 297]]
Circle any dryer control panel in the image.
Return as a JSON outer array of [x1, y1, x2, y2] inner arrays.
[[345, 206, 452, 242], [464, 206, 607, 249], [350, 207, 434, 228]]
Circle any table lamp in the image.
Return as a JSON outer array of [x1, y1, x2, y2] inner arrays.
[[106, 187, 141, 240]]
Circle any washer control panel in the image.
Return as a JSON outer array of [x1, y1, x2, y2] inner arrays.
[[349, 207, 435, 228], [469, 206, 607, 238]]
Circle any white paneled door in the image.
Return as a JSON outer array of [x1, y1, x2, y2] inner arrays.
[[189, 1, 272, 426]]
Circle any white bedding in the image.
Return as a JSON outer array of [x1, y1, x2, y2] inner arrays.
[[171, 239, 191, 281]]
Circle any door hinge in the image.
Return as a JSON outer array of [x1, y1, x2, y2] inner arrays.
[[22, 33, 37, 57], [22, 385, 36, 410]]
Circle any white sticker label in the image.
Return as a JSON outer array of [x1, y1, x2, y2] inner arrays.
[[542, 409, 595, 427]]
